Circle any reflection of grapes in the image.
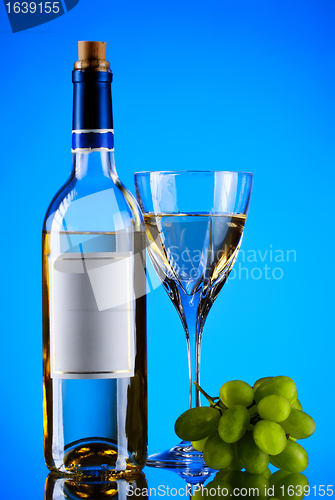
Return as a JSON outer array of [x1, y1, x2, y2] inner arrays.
[[175, 376, 315, 479], [274, 472, 309, 500], [244, 473, 270, 500], [193, 470, 309, 500]]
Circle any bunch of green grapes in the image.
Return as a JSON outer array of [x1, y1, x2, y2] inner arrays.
[[175, 376, 315, 477]]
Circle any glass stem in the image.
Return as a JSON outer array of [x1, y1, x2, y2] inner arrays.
[[187, 325, 201, 409], [180, 289, 203, 409]]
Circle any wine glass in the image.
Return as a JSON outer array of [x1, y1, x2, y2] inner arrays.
[[134, 171, 253, 470]]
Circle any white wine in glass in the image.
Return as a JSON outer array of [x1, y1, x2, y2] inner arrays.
[[135, 171, 253, 471]]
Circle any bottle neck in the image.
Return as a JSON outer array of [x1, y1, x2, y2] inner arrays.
[[71, 69, 114, 154], [72, 150, 117, 180]]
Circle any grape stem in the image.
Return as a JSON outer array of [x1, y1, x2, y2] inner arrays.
[[250, 414, 261, 425], [193, 381, 218, 407]]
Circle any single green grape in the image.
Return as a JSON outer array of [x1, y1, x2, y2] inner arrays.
[[237, 431, 269, 474], [175, 407, 221, 441], [257, 395, 291, 422], [274, 473, 309, 500], [244, 473, 270, 499], [280, 409, 315, 439], [219, 380, 254, 408], [253, 377, 274, 392], [269, 469, 292, 486], [291, 399, 303, 411], [270, 440, 308, 473], [254, 376, 297, 405], [253, 420, 287, 455], [218, 405, 250, 443], [191, 436, 209, 452], [203, 431, 233, 470]]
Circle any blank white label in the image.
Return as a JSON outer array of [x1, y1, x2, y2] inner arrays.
[[49, 252, 135, 379]]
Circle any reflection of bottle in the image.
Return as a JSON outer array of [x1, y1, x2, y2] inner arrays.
[[42, 41, 147, 476], [44, 473, 149, 499]]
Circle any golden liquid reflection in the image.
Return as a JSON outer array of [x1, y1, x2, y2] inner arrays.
[[45, 472, 148, 499]]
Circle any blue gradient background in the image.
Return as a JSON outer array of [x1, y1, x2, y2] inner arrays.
[[0, 1, 334, 497]]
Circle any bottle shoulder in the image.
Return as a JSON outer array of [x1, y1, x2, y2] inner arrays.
[[43, 173, 142, 234]]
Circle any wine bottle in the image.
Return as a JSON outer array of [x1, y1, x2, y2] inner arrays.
[[42, 41, 147, 477]]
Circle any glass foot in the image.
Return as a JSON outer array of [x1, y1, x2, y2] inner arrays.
[[147, 441, 214, 479]]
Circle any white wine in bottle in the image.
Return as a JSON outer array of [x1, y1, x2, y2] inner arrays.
[[42, 41, 147, 477]]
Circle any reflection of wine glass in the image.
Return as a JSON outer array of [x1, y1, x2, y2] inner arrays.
[[135, 171, 253, 470]]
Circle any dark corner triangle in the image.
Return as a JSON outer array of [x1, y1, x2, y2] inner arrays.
[[64, 0, 81, 12]]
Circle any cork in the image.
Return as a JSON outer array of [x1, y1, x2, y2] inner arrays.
[[75, 41, 110, 72], [78, 41, 106, 62]]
